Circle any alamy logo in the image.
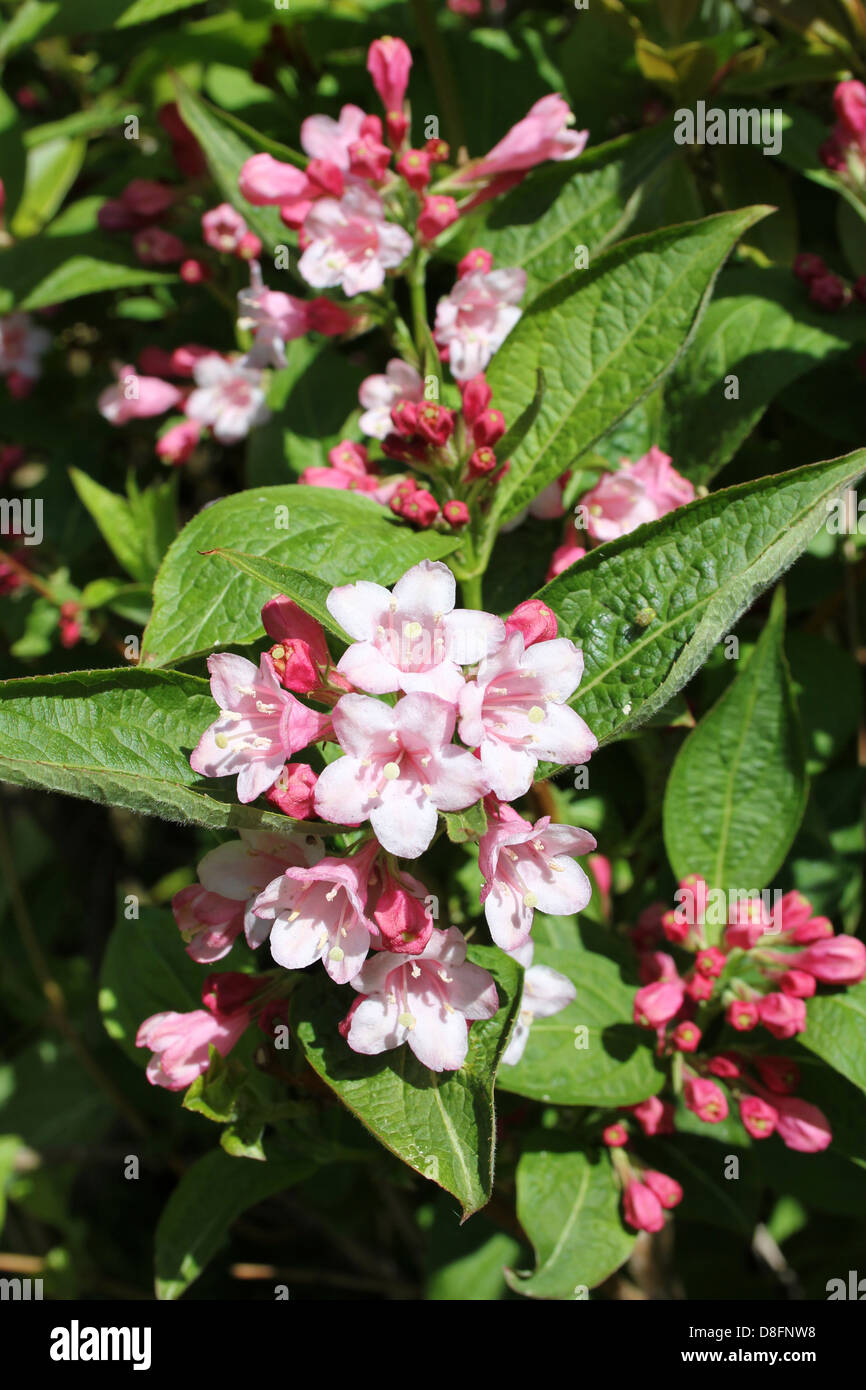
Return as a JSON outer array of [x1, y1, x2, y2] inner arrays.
[[0, 1276, 43, 1299], [827, 1270, 866, 1299], [49, 1321, 152, 1371], [674, 101, 782, 156], [0, 496, 42, 545]]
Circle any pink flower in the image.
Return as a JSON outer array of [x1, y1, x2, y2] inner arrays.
[[202, 202, 248, 253], [754, 1089, 832, 1152], [792, 916, 834, 944], [633, 978, 684, 1029], [98, 363, 181, 424], [478, 801, 595, 951], [758, 992, 807, 1040], [239, 152, 310, 206], [136, 1002, 249, 1091], [0, 311, 50, 379], [434, 268, 526, 381], [504, 599, 557, 647], [315, 691, 489, 858], [417, 195, 459, 242], [176, 829, 322, 959], [683, 1076, 728, 1123], [642, 1170, 683, 1209], [266, 762, 318, 819], [369, 860, 435, 955], [262, 594, 332, 694], [342, 926, 499, 1072], [299, 185, 413, 296], [184, 354, 270, 444], [727, 999, 759, 1031], [623, 1180, 665, 1233], [603, 1122, 629, 1146], [724, 896, 772, 949], [458, 94, 588, 182], [156, 418, 201, 465], [190, 652, 331, 803], [327, 558, 504, 702], [253, 850, 377, 983], [579, 447, 695, 543], [547, 521, 587, 580], [794, 935, 866, 984], [458, 629, 597, 800], [672, 1021, 701, 1052], [367, 37, 412, 115], [739, 1095, 778, 1140], [301, 104, 366, 169], [501, 940, 576, 1066], [769, 890, 814, 936], [358, 358, 424, 439], [779, 969, 816, 999], [696, 947, 726, 978], [458, 248, 494, 278]]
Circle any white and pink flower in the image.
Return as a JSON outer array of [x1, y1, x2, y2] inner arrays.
[[327, 558, 504, 701], [314, 691, 489, 858], [252, 848, 377, 983], [458, 94, 588, 182], [501, 941, 577, 1066], [299, 185, 413, 296], [479, 801, 595, 951], [341, 926, 499, 1072], [190, 652, 331, 803], [579, 447, 695, 543], [98, 362, 181, 424], [358, 358, 424, 439], [458, 629, 597, 800], [0, 311, 51, 382], [184, 353, 271, 444], [434, 268, 526, 381]]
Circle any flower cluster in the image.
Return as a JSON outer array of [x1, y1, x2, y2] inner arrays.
[[599, 877, 866, 1231], [134, 564, 597, 1081]]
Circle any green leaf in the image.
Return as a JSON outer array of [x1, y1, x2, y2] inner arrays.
[[446, 123, 674, 300], [536, 448, 866, 754], [486, 207, 770, 522], [99, 907, 206, 1065], [0, 228, 176, 313], [173, 79, 288, 256], [70, 469, 177, 584], [155, 1148, 313, 1300], [443, 799, 488, 844], [499, 920, 662, 1107], [800, 982, 866, 1094], [506, 1143, 634, 1298], [660, 267, 862, 484], [208, 550, 348, 643], [10, 136, 86, 238], [290, 945, 521, 1217], [140, 486, 459, 668], [0, 667, 318, 835], [663, 588, 807, 899]]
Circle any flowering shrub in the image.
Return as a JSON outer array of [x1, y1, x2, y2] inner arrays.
[[1, 0, 866, 1308]]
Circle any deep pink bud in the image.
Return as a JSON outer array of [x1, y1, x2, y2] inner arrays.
[[792, 915, 834, 944], [396, 148, 431, 191], [367, 36, 412, 114], [795, 935, 866, 984], [820, 135, 847, 171], [156, 419, 201, 465], [371, 866, 434, 954], [239, 153, 308, 206], [739, 1095, 778, 1140], [834, 79, 866, 141], [672, 1021, 701, 1053], [779, 969, 816, 999], [642, 1170, 683, 1209], [458, 247, 494, 278], [307, 298, 355, 336], [792, 253, 826, 285], [683, 1076, 728, 1123], [472, 408, 506, 447], [638, 951, 678, 986], [442, 499, 469, 528], [633, 978, 684, 1029], [348, 138, 391, 182], [425, 137, 450, 163], [602, 1122, 628, 1147], [770, 889, 814, 935], [758, 992, 807, 1040], [133, 226, 185, 264], [661, 909, 691, 946], [628, 1095, 675, 1136], [676, 873, 710, 926], [707, 1053, 741, 1079], [266, 762, 318, 819], [504, 598, 557, 647], [696, 947, 726, 979], [809, 272, 850, 311], [138, 346, 176, 377], [417, 194, 459, 242], [623, 1181, 665, 1233], [386, 109, 410, 150], [201, 971, 259, 1017], [460, 373, 492, 425], [727, 999, 759, 1031], [684, 972, 714, 1003], [98, 198, 141, 231], [414, 401, 455, 446], [390, 398, 419, 438], [180, 258, 210, 283], [401, 488, 440, 527], [237, 231, 262, 260], [361, 114, 384, 142], [751, 1055, 800, 1095], [306, 158, 344, 197], [328, 440, 370, 473], [768, 1093, 832, 1152], [467, 445, 498, 477]]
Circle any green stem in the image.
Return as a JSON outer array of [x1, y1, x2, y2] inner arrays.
[[410, 0, 467, 151], [409, 259, 429, 360], [460, 572, 484, 609]]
